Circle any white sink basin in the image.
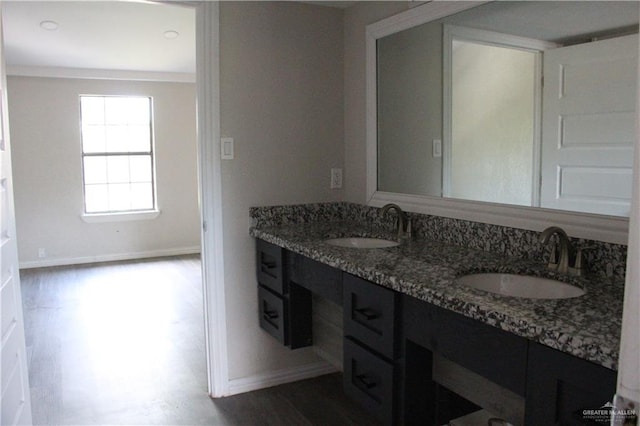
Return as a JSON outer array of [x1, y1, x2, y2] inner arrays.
[[455, 273, 585, 299], [324, 237, 399, 249]]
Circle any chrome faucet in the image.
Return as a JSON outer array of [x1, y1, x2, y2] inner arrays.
[[540, 226, 585, 276], [380, 203, 412, 241]]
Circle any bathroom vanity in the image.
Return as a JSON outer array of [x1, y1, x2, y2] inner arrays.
[[251, 205, 623, 425]]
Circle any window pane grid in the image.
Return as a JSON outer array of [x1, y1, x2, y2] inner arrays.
[[80, 95, 156, 214], [84, 183, 154, 213]]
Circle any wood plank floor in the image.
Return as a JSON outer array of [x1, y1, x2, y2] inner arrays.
[[20, 255, 378, 425]]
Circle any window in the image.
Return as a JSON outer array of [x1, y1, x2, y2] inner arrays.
[[80, 95, 156, 215]]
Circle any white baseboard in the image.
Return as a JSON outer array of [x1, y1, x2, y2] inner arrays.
[[224, 361, 338, 397], [19, 246, 201, 269]]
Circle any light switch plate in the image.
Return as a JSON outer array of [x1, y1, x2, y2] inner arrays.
[[432, 139, 442, 158], [221, 137, 234, 160]]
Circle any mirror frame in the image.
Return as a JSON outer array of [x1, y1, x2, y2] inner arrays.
[[366, 1, 630, 244]]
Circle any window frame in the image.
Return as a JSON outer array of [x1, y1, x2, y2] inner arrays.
[[79, 94, 159, 220]]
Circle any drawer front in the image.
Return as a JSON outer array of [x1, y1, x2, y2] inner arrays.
[[256, 239, 285, 294], [402, 294, 438, 350], [344, 274, 397, 359], [258, 286, 287, 344], [288, 253, 343, 305], [403, 294, 527, 396], [433, 305, 527, 396], [344, 337, 395, 425]]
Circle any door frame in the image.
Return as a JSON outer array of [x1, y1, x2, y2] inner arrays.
[[441, 24, 554, 206], [160, 0, 227, 397], [192, 1, 228, 397]]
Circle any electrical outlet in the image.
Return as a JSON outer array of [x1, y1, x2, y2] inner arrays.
[[38, 248, 46, 258], [330, 168, 343, 189]]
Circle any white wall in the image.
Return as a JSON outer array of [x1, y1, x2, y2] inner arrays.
[[219, 2, 345, 382], [7, 76, 200, 267], [377, 20, 442, 197]]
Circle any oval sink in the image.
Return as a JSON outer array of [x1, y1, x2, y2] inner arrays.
[[455, 273, 585, 299], [324, 237, 399, 249]]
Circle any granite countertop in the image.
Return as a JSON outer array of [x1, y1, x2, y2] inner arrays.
[[250, 221, 624, 370]]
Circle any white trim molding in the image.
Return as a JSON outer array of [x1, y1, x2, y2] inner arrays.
[[614, 7, 640, 410], [369, 191, 629, 244], [7, 65, 196, 83], [441, 25, 556, 204], [81, 210, 161, 223], [227, 362, 338, 396], [366, 1, 630, 245], [194, 1, 229, 398], [19, 246, 200, 269]]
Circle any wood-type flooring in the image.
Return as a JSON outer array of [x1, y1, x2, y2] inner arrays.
[[20, 255, 378, 425]]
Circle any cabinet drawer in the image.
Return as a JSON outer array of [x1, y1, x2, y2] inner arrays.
[[344, 337, 395, 425], [258, 286, 287, 344], [435, 306, 527, 396], [344, 274, 398, 359], [404, 295, 527, 397], [256, 239, 285, 294], [288, 253, 343, 305]]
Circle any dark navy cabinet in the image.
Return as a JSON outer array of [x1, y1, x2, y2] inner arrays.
[[255, 239, 618, 426], [288, 253, 343, 306], [256, 239, 312, 349], [525, 342, 618, 425], [343, 274, 400, 425]]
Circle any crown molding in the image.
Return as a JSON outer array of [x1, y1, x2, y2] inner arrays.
[[6, 65, 195, 83]]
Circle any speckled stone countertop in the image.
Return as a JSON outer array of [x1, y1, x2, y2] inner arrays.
[[250, 221, 624, 371]]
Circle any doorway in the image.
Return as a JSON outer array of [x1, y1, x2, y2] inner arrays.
[[1, 0, 225, 420]]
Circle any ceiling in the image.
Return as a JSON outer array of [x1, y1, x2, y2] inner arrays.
[[2, 1, 197, 75], [446, 1, 639, 44], [1, 1, 355, 76], [5, 1, 636, 77]]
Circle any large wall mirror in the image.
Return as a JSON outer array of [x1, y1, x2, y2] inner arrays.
[[366, 1, 638, 243]]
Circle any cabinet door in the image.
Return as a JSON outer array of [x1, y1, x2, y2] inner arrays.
[[256, 239, 285, 294], [288, 283, 312, 349], [525, 342, 617, 425], [344, 274, 398, 359]]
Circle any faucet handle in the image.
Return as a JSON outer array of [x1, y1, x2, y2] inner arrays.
[[571, 245, 596, 275], [574, 246, 596, 268], [402, 217, 412, 241], [574, 247, 584, 270], [403, 215, 411, 230]]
